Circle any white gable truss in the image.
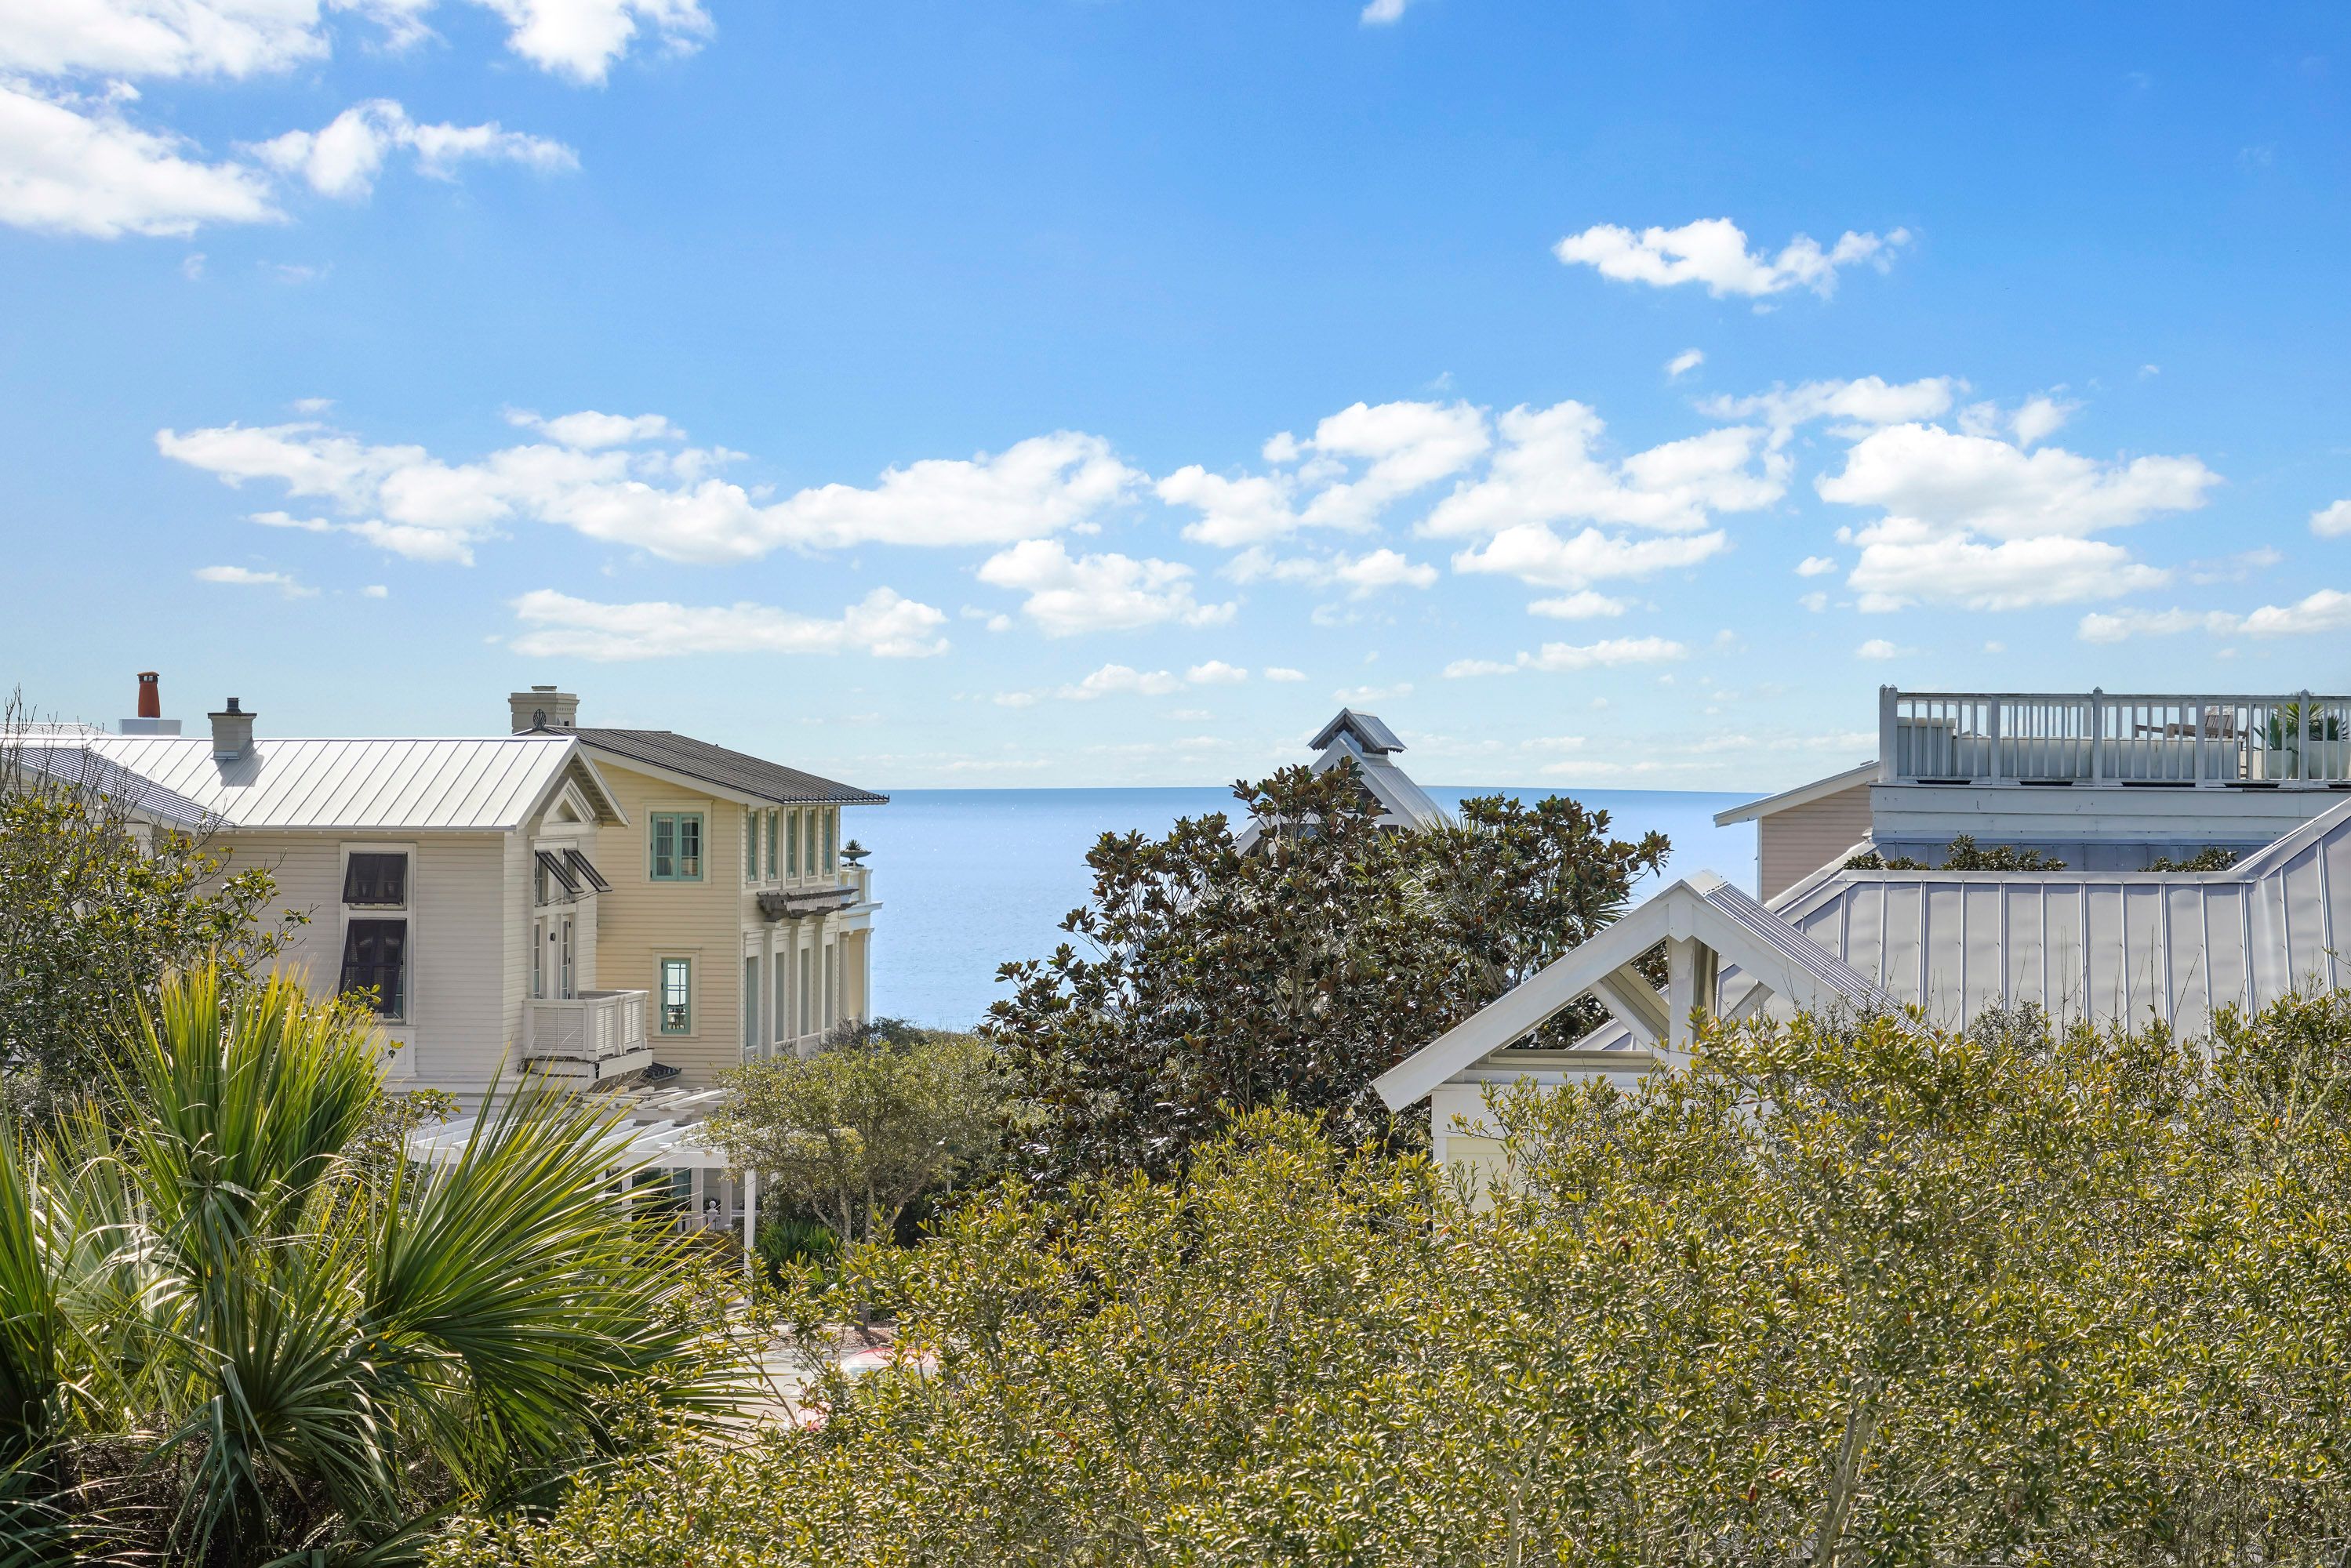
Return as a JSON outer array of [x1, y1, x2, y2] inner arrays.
[[1374, 872, 1917, 1110]]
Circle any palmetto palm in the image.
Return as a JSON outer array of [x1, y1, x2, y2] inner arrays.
[[0, 967, 740, 1566]]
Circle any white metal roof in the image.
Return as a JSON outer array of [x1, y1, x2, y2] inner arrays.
[[406, 1087, 736, 1170], [1774, 793, 2351, 1039], [12, 734, 622, 832]]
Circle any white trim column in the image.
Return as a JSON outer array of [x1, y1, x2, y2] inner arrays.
[[740, 1167, 758, 1275]]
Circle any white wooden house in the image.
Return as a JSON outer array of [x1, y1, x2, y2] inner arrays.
[[14, 696, 649, 1098], [1383, 687, 2351, 1180]]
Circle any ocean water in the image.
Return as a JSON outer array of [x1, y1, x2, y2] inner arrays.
[[859, 786, 1757, 1029]]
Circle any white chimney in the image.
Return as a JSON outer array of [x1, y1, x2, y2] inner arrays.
[[209, 698, 255, 761], [509, 684, 579, 733]]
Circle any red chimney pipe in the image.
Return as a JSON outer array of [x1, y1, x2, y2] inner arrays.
[[137, 671, 161, 720]]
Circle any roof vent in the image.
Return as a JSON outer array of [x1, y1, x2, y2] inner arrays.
[[508, 684, 579, 734], [209, 698, 255, 762], [122, 670, 181, 736]]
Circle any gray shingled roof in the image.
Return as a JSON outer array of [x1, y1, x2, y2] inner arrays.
[[569, 728, 886, 807]]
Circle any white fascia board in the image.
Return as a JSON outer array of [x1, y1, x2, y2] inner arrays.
[[1374, 877, 1713, 1110], [1713, 762, 1878, 827]]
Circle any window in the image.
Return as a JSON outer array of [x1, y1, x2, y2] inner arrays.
[[823, 808, 838, 873], [744, 954, 760, 1055], [765, 809, 779, 877], [657, 957, 692, 1034], [343, 852, 408, 906], [649, 813, 703, 881], [745, 808, 759, 881], [340, 919, 407, 1017], [787, 808, 801, 877]]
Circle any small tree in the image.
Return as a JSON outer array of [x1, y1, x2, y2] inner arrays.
[[705, 1020, 1001, 1245], [0, 709, 301, 1116]]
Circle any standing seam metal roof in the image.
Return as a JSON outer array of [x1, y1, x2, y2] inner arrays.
[[1765, 793, 2351, 1039], [10, 735, 600, 830]]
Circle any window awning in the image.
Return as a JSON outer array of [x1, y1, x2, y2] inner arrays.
[[564, 848, 612, 891], [534, 849, 582, 898]]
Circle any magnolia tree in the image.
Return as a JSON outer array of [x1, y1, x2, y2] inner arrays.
[[441, 992, 2351, 1568], [986, 762, 1669, 1187]]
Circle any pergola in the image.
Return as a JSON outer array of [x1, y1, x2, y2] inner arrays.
[[404, 1087, 761, 1270]]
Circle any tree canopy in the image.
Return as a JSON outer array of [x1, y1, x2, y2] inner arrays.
[[704, 1020, 1001, 1246], [438, 992, 2351, 1568], [0, 728, 300, 1116], [985, 762, 1668, 1186]]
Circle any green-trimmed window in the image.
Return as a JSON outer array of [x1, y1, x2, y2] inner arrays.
[[744, 808, 759, 880], [823, 808, 838, 873], [787, 808, 802, 877], [649, 812, 703, 882], [765, 809, 779, 877], [657, 957, 692, 1034]]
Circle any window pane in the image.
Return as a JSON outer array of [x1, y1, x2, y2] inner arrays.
[[678, 815, 701, 879], [765, 810, 778, 877], [659, 958, 691, 1033], [823, 809, 837, 873], [343, 852, 408, 906], [787, 809, 801, 876], [651, 815, 674, 879], [340, 919, 406, 1016], [745, 808, 758, 880]]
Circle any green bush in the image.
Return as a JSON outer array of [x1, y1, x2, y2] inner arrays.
[[437, 993, 2351, 1568], [755, 1214, 842, 1287]]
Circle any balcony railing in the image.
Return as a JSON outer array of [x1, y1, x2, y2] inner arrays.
[[1880, 688, 2351, 787], [524, 989, 649, 1062]]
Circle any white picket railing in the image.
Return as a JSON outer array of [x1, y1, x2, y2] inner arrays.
[[1879, 688, 2351, 787], [523, 988, 649, 1059]]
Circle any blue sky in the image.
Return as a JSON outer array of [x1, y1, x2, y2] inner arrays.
[[5, 1, 2350, 790]]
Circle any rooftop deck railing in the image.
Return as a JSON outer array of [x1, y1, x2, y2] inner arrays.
[[1880, 688, 2351, 787]]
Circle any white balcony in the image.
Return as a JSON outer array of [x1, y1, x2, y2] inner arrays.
[[521, 988, 651, 1084], [1881, 688, 2351, 789]]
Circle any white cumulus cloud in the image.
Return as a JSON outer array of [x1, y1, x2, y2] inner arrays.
[[1526, 590, 1626, 619], [246, 98, 575, 198], [2313, 499, 2351, 538], [1666, 348, 1704, 379], [1815, 421, 2218, 612], [0, 82, 279, 237], [976, 538, 1234, 637], [1444, 635, 1687, 677], [1157, 397, 1488, 548], [160, 416, 1141, 563], [1223, 545, 1437, 597], [508, 586, 947, 660], [194, 562, 314, 596], [1554, 217, 1910, 299], [2080, 591, 2351, 642]]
